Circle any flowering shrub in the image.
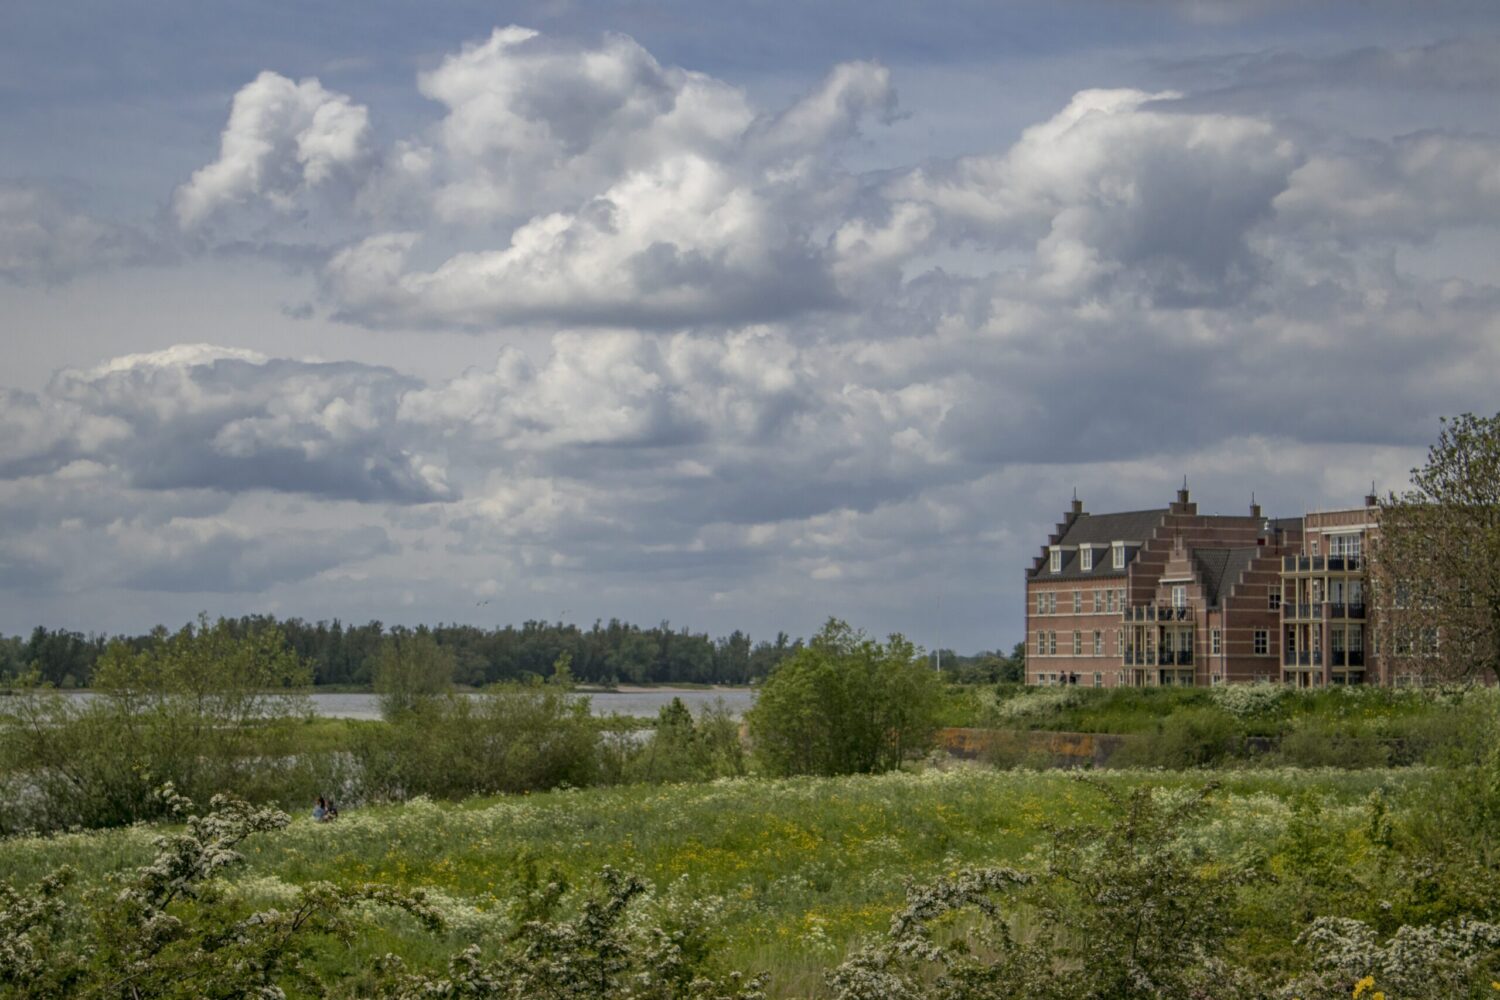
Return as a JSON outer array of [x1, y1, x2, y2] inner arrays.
[[1210, 681, 1289, 718], [1286, 916, 1500, 999]]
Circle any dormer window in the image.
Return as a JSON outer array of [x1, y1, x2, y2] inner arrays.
[[1111, 541, 1125, 569], [1049, 547, 1062, 573], [1080, 546, 1093, 571]]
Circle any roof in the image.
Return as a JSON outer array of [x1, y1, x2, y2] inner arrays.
[[1057, 509, 1168, 547], [1266, 516, 1302, 534], [1191, 547, 1259, 607], [1028, 509, 1166, 580]]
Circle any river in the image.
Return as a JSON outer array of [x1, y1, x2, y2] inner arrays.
[[306, 688, 755, 721]]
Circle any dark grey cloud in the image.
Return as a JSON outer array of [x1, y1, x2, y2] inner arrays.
[[15, 346, 453, 504], [2, 16, 1499, 647]]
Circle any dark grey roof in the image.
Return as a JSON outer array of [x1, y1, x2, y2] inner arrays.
[[1191, 547, 1259, 607], [1057, 509, 1167, 546], [1028, 509, 1166, 581]]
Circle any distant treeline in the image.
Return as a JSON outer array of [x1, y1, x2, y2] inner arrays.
[[0, 618, 1021, 689]]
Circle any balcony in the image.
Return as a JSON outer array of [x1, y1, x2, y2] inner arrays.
[[1176, 650, 1193, 665], [1124, 604, 1191, 622], [1286, 650, 1324, 667], [1329, 650, 1366, 668], [1283, 556, 1328, 573]]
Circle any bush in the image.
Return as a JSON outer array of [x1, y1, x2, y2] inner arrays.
[[353, 682, 600, 801], [625, 697, 747, 785], [0, 617, 314, 834], [747, 619, 942, 777], [1113, 707, 1244, 769], [374, 629, 454, 720], [1275, 716, 1391, 769]]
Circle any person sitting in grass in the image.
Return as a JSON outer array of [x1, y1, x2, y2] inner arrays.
[[312, 797, 327, 822]]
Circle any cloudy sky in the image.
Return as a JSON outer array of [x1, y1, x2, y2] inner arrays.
[[3, 1, 1498, 651]]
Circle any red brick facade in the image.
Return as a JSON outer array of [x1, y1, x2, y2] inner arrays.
[[1025, 487, 1386, 687]]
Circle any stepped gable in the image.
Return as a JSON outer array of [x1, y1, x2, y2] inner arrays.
[[1027, 508, 1167, 580], [1191, 547, 1259, 607]]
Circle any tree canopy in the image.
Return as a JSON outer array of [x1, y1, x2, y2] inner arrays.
[[1374, 412, 1500, 683], [746, 618, 943, 776]]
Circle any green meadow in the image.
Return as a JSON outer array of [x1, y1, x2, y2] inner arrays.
[[0, 765, 1440, 997]]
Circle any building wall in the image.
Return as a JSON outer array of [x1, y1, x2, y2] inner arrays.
[[1026, 577, 1128, 686], [1025, 491, 1305, 688]]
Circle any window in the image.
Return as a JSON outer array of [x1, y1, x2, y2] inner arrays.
[[1072, 630, 1082, 656], [1114, 629, 1122, 655], [1048, 631, 1057, 656], [1117, 588, 1126, 610], [1092, 590, 1102, 613], [1310, 537, 1319, 554], [1037, 593, 1046, 615], [1080, 546, 1093, 571], [1171, 585, 1186, 609], [1211, 629, 1221, 655], [1073, 590, 1083, 614], [1349, 625, 1363, 652], [1268, 588, 1281, 611], [1050, 547, 1061, 573], [1093, 672, 1103, 688], [1112, 541, 1125, 569], [1253, 629, 1269, 655], [1330, 533, 1363, 559], [1106, 589, 1117, 613], [1092, 630, 1102, 656], [1047, 592, 1057, 615]]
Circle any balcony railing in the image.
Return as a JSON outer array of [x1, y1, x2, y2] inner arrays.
[[1176, 650, 1193, 665], [1285, 650, 1325, 667], [1283, 556, 1328, 573], [1124, 604, 1193, 622], [1329, 650, 1366, 668]]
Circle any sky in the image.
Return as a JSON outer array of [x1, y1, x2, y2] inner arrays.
[[3, 1, 1499, 652]]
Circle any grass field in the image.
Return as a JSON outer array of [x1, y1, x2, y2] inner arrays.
[[0, 764, 1430, 996]]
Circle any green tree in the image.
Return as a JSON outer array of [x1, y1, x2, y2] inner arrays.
[[0, 616, 311, 833], [374, 629, 454, 719], [1373, 412, 1500, 683], [746, 619, 942, 776]]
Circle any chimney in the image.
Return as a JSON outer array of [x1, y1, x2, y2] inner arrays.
[[1070, 487, 1083, 517], [1171, 476, 1197, 515], [1249, 492, 1261, 520], [1365, 481, 1378, 507]]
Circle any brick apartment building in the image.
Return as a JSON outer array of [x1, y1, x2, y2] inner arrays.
[[1025, 486, 1385, 687]]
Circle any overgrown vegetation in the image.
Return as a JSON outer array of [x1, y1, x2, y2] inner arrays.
[[949, 681, 1484, 767], [5, 753, 1500, 998], [747, 620, 943, 777], [1374, 410, 1500, 684]]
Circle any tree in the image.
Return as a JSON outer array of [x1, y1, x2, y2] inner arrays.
[[1373, 412, 1500, 684], [746, 619, 943, 776], [374, 629, 454, 719], [0, 616, 312, 833]]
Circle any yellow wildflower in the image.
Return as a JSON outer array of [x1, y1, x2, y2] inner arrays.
[[1352, 976, 1375, 999]]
